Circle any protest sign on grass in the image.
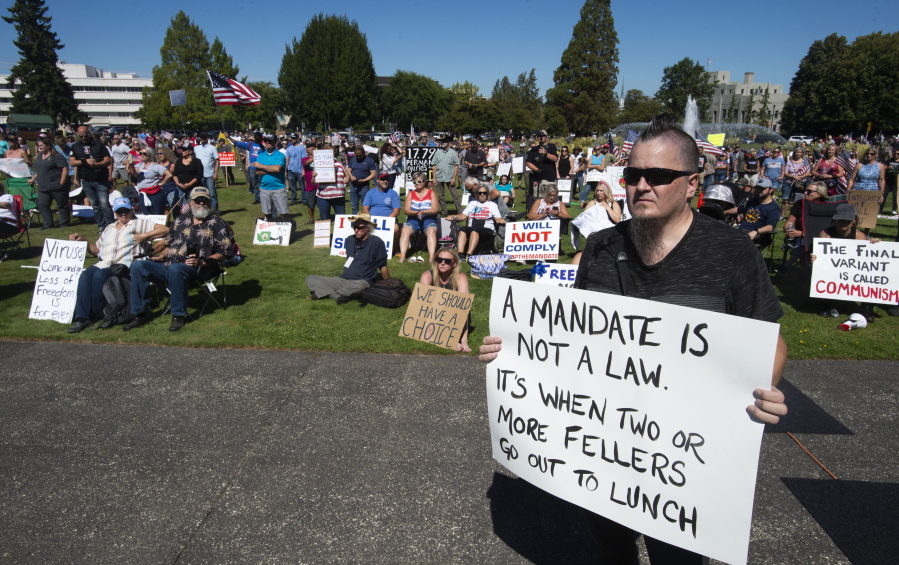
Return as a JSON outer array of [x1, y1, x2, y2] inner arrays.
[[253, 219, 291, 246], [485, 279, 779, 565], [29, 239, 87, 324], [810, 239, 899, 304], [399, 282, 474, 349]]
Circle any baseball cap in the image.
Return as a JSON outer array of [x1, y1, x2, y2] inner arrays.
[[756, 178, 773, 188], [189, 187, 211, 200], [112, 197, 132, 211], [833, 203, 857, 221]]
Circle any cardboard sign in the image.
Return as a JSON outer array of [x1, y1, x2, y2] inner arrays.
[[404, 146, 438, 181], [512, 157, 524, 174], [810, 239, 899, 304], [313, 220, 331, 248], [486, 279, 779, 565], [0, 158, 33, 178], [848, 190, 880, 229], [313, 150, 336, 183], [556, 179, 573, 204], [169, 89, 187, 107], [497, 162, 512, 178], [253, 219, 291, 246], [533, 263, 579, 287], [330, 214, 396, 258], [29, 239, 87, 324], [503, 221, 561, 261], [219, 152, 236, 167], [399, 282, 474, 349], [586, 170, 603, 183]]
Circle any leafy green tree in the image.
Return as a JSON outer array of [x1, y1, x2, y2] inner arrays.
[[656, 58, 716, 122], [279, 14, 378, 131], [380, 71, 453, 131], [617, 89, 663, 123], [780, 33, 850, 135], [136, 11, 218, 130], [491, 69, 544, 133], [545, 0, 619, 136], [241, 81, 285, 131], [3, 0, 87, 126], [438, 99, 500, 135], [450, 81, 481, 103]]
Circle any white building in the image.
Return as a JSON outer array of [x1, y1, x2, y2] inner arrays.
[[707, 71, 790, 130], [0, 63, 152, 127]]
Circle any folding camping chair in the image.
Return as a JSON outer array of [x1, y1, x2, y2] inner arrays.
[[157, 253, 243, 320], [5, 179, 40, 227], [0, 194, 31, 258]]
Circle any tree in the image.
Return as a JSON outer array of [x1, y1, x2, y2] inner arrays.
[[241, 81, 285, 131], [136, 11, 217, 130], [279, 14, 378, 131], [617, 89, 663, 123], [656, 58, 716, 122], [380, 71, 452, 131], [491, 69, 544, 134], [450, 81, 480, 103], [3, 0, 87, 126], [727, 91, 740, 123], [208, 36, 242, 129], [757, 88, 772, 127], [782, 32, 899, 135], [438, 99, 500, 135], [744, 90, 757, 124], [545, 0, 619, 136]]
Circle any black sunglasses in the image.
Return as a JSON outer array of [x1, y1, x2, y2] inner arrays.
[[476, 191, 489, 195], [623, 167, 693, 186], [193, 197, 211, 205], [435, 256, 454, 265]]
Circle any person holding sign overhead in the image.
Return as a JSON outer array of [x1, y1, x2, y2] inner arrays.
[[480, 113, 787, 565], [419, 247, 470, 352]]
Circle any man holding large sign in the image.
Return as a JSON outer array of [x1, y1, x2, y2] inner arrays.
[[479, 114, 787, 564]]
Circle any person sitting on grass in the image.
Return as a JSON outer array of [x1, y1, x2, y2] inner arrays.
[[67, 198, 168, 333], [398, 171, 439, 263], [419, 247, 471, 352], [305, 213, 390, 305], [124, 187, 234, 332]]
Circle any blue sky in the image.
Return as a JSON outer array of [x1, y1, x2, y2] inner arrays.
[[1, 0, 897, 100]]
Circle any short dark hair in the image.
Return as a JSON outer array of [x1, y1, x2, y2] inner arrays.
[[634, 113, 698, 171]]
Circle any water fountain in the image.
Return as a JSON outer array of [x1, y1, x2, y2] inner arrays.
[[682, 95, 700, 137]]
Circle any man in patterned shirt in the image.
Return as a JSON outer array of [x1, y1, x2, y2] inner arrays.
[[125, 187, 234, 332]]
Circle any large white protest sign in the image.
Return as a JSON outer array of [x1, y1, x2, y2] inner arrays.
[[313, 150, 336, 183], [29, 239, 87, 324], [497, 162, 512, 178], [512, 157, 524, 174], [604, 166, 627, 202], [533, 263, 578, 287], [253, 219, 291, 246], [0, 158, 34, 178], [169, 89, 187, 107], [810, 239, 899, 304], [330, 214, 396, 258], [486, 279, 779, 565], [135, 214, 168, 226], [503, 220, 560, 261], [487, 148, 500, 165], [585, 170, 603, 183], [556, 179, 573, 204]]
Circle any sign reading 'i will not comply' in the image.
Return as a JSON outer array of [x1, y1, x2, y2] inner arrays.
[[485, 279, 780, 565]]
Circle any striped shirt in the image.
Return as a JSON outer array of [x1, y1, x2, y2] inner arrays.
[[94, 217, 161, 268], [316, 163, 347, 200]]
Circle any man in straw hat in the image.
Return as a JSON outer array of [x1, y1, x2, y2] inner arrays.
[[305, 213, 390, 305]]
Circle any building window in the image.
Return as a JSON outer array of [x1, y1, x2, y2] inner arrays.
[[741, 89, 744, 94], [775, 110, 780, 118], [774, 89, 777, 94]]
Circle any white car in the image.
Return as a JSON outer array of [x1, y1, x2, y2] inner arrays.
[[373, 133, 391, 142], [788, 135, 814, 144]]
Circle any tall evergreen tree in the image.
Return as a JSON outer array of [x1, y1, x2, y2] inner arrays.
[[545, 0, 619, 136], [136, 11, 216, 130], [727, 91, 740, 123], [3, 0, 87, 126], [492, 69, 544, 133], [279, 14, 378, 130], [655, 58, 716, 122], [757, 88, 772, 127], [744, 90, 757, 124]]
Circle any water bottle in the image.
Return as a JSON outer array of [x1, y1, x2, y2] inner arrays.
[[784, 222, 796, 248]]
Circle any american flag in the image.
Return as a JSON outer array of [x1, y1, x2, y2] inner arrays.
[[207, 70, 261, 106], [835, 149, 856, 194], [621, 128, 639, 154], [607, 133, 617, 158], [390, 130, 399, 145], [694, 131, 726, 156]]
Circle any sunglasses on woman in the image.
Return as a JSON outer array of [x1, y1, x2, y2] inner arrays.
[[476, 191, 489, 196], [622, 167, 693, 186], [434, 257, 454, 265]]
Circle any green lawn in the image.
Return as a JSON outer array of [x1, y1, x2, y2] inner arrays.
[[1, 171, 897, 359]]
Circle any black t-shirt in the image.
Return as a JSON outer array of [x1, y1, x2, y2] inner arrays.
[[789, 200, 805, 232], [744, 158, 760, 173], [341, 233, 387, 284], [526, 143, 558, 182], [70, 139, 109, 182], [575, 212, 783, 321]]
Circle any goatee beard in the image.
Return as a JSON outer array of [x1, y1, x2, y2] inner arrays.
[[191, 204, 210, 220], [629, 216, 665, 264]]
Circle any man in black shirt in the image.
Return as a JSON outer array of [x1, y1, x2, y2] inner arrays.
[[525, 129, 558, 197], [305, 213, 390, 305], [480, 113, 787, 564], [69, 125, 113, 230]]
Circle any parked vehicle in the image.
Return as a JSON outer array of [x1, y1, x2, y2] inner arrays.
[[788, 135, 815, 144]]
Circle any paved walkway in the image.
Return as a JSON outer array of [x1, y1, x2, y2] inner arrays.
[[1, 341, 896, 563]]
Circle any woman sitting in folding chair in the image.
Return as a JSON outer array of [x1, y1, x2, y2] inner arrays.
[[0, 184, 21, 240], [66, 197, 168, 333]]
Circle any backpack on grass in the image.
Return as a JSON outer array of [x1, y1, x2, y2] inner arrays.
[[99, 263, 135, 328], [359, 278, 411, 308]]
